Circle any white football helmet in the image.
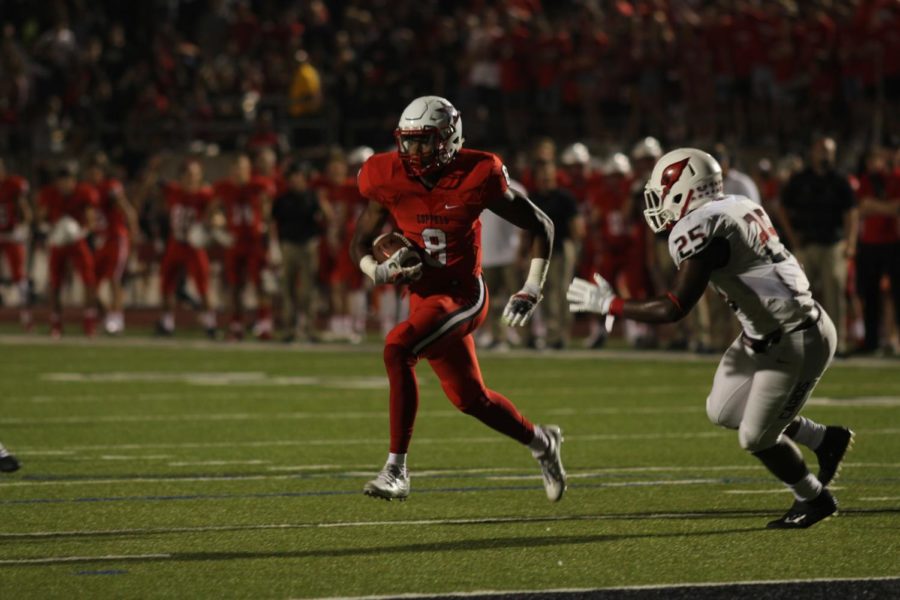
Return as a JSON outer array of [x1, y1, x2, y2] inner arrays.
[[643, 148, 724, 233], [48, 216, 83, 247], [560, 143, 590, 166], [347, 146, 374, 167], [601, 152, 632, 176], [631, 136, 663, 161], [395, 96, 463, 176]]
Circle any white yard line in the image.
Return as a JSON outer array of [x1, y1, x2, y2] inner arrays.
[[293, 577, 900, 600], [0, 553, 171, 565]]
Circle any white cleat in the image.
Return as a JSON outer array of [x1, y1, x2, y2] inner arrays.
[[534, 425, 567, 502], [363, 463, 410, 501]]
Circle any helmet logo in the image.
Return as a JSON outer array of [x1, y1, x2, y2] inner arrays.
[[660, 157, 690, 201]]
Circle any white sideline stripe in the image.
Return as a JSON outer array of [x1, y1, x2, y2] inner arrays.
[[486, 477, 719, 488], [808, 396, 900, 407], [294, 577, 900, 600], [0, 410, 459, 425], [168, 460, 269, 467], [0, 553, 171, 565], [15, 428, 899, 454], [725, 486, 845, 495], [860, 496, 900, 501], [0, 511, 776, 540]]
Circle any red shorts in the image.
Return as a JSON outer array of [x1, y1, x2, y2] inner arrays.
[[94, 233, 130, 283], [49, 240, 96, 291], [160, 241, 210, 297], [224, 240, 266, 287], [0, 241, 25, 282], [597, 249, 647, 298], [319, 238, 363, 289]]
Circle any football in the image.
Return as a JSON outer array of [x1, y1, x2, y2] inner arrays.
[[372, 232, 421, 268]]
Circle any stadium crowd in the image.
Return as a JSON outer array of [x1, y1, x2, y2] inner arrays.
[[0, 0, 898, 355]]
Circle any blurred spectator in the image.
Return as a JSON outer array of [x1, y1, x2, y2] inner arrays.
[[288, 50, 322, 118], [271, 161, 327, 343], [527, 159, 584, 349], [780, 136, 858, 354], [854, 146, 900, 354], [713, 143, 761, 204]]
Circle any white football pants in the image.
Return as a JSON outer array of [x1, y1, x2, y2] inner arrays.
[[706, 308, 837, 452]]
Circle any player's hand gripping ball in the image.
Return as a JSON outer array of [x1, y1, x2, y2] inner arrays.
[[372, 232, 423, 284]]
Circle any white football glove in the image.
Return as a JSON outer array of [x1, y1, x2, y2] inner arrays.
[[374, 247, 423, 284], [567, 274, 616, 314], [502, 283, 541, 327]]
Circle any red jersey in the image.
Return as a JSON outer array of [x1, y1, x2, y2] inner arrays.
[[164, 182, 214, 243], [313, 175, 365, 236], [358, 149, 509, 292], [588, 176, 634, 251], [214, 177, 275, 243], [91, 179, 129, 237], [38, 183, 99, 226], [0, 175, 29, 233], [857, 171, 900, 245]]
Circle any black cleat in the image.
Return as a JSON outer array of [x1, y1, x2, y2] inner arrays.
[[815, 426, 854, 486], [767, 489, 837, 529], [0, 453, 21, 473]]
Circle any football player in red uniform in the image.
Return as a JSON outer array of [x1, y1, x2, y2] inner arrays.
[[156, 160, 218, 337], [351, 96, 566, 502], [314, 149, 367, 342], [0, 158, 33, 331], [214, 154, 276, 340], [38, 164, 100, 338], [84, 153, 138, 334]]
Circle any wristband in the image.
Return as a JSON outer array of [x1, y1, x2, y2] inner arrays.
[[609, 297, 625, 317], [359, 255, 378, 282], [525, 258, 549, 290]]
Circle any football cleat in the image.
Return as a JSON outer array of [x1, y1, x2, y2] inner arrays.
[[767, 489, 837, 530], [0, 448, 20, 473], [815, 426, 854, 487], [363, 463, 410, 501], [534, 425, 567, 502]]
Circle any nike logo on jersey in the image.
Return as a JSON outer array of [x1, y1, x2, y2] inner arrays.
[[444, 204, 460, 210]]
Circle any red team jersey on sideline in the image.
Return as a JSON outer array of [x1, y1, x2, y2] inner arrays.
[[214, 177, 275, 243], [358, 149, 509, 293], [0, 176, 29, 233], [92, 179, 129, 237], [164, 183, 214, 243], [38, 183, 100, 226]]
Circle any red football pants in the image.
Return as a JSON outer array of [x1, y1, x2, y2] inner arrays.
[[160, 241, 210, 297], [0, 242, 25, 282], [49, 240, 96, 291], [383, 276, 534, 454]]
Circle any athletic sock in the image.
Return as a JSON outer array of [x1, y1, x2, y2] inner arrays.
[[387, 453, 407, 468], [161, 312, 175, 331], [199, 311, 216, 330], [528, 425, 551, 456], [784, 416, 827, 450], [789, 472, 824, 502]]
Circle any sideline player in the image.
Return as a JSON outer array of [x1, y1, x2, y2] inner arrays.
[[214, 154, 276, 340], [351, 96, 565, 502], [38, 164, 100, 338], [84, 152, 138, 334], [156, 160, 218, 337], [0, 158, 33, 331], [568, 148, 853, 529]]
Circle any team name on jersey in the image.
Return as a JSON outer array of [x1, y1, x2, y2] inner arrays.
[[416, 214, 451, 225]]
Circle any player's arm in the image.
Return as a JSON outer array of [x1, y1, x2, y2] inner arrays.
[[568, 237, 727, 323], [113, 186, 139, 237], [16, 187, 33, 228], [485, 186, 554, 326], [351, 200, 420, 284]]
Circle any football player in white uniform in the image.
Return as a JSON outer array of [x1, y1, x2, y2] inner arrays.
[[0, 441, 20, 473], [567, 148, 853, 529]]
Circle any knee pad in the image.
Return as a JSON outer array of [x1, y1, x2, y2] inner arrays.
[[706, 395, 739, 430], [738, 426, 780, 453]]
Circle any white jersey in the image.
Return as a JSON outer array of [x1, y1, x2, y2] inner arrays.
[[668, 195, 815, 339]]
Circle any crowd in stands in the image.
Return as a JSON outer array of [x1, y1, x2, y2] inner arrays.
[[0, 0, 898, 355]]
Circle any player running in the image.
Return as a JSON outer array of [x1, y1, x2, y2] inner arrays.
[[567, 148, 853, 529], [351, 96, 566, 502]]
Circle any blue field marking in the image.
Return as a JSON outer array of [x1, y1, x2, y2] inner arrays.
[[76, 569, 128, 576]]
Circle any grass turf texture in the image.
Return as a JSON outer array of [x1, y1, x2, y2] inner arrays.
[[0, 340, 898, 599]]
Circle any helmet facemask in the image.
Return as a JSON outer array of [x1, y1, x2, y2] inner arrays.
[[394, 128, 450, 177]]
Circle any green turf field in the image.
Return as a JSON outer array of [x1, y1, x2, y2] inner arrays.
[[1, 339, 898, 599]]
